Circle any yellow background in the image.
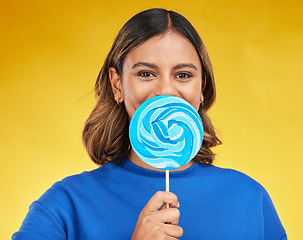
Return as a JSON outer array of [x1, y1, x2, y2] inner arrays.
[[1, 0, 302, 239]]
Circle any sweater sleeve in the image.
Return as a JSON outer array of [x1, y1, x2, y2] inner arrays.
[[261, 187, 287, 240], [12, 180, 75, 240], [12, 201, 66, 240]]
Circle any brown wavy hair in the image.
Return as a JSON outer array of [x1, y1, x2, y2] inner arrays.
[[82, 8, 221, 166]]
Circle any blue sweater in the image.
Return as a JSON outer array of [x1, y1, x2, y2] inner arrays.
[[13, 159, 287, 239]]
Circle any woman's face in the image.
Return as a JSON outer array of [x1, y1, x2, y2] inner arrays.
[[109, 30, 203, 119]]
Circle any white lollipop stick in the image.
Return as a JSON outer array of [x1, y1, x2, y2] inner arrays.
[[165, 170, 170, 209]]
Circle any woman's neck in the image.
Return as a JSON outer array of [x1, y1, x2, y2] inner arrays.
[[127, 148, 194, 172]]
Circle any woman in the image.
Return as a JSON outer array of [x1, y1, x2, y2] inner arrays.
[[13, 8, 287, 239]]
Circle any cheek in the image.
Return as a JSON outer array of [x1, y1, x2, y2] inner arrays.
[[189, 94, 202, 111], [125, 82, 150, 104], [180, 82, 202, 111], [122, 80, 152, 118]]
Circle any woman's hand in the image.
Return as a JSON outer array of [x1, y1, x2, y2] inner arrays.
[[131, 191, 183, 240]]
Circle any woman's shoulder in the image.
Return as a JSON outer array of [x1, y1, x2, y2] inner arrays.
[[206, 164, 262, 182], [37, 162, 122, 204], [64, 160, 128, 181], [203, 164, 268, 195]]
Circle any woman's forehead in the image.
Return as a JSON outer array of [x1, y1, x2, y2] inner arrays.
[[123, 31, 201, 70]]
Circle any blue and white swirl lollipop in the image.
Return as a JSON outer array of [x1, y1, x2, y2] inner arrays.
[[129, 95, 203, 170]]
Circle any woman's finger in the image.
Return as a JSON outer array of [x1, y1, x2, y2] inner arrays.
[[143, 191, 179, 213], [163, 224, 183, 238], [158, 208, 180, 225]]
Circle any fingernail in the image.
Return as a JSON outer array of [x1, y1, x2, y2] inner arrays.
[[177, 202, 180, 208]]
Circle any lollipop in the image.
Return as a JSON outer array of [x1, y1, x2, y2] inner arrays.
[[129, 95, 203, 197]]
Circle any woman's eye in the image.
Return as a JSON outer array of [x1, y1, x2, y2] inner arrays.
[[175, 72, 192, 79], [138, 71, 154, 78]]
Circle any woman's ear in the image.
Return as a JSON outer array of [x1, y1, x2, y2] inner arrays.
[[109, 67, 124, 103], [200, 92, 204, 105]]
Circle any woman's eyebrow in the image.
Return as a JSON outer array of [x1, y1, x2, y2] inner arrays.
[[132, 62, 158, 69], [173, 63, 198, 71], [131, 62, 198, 71]]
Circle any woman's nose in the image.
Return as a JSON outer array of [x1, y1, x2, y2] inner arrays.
[[153, 76, 178, 96]]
